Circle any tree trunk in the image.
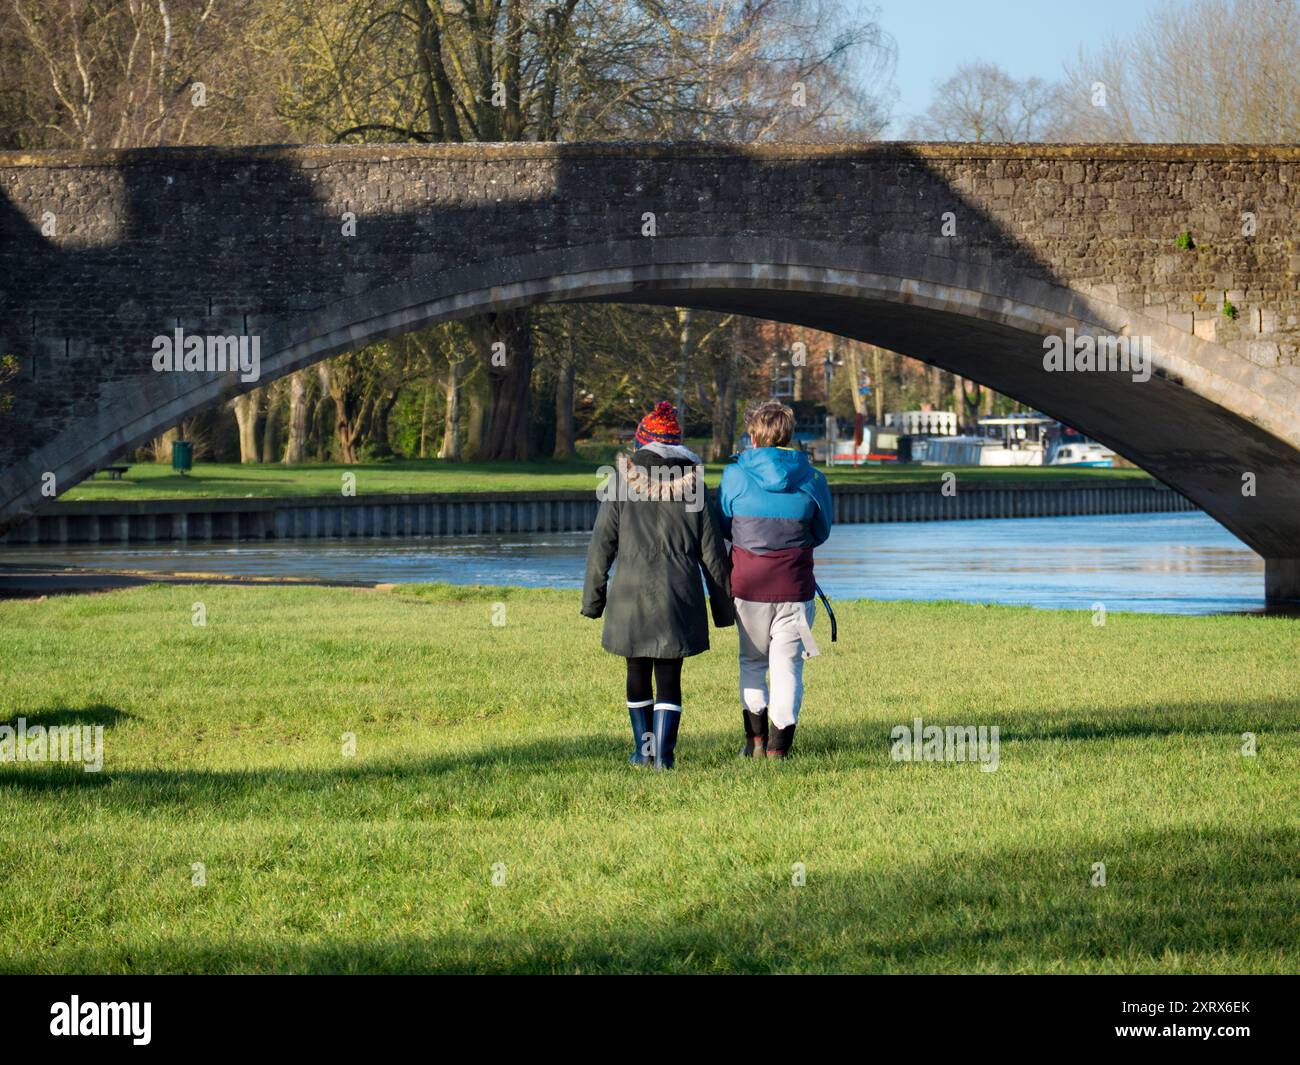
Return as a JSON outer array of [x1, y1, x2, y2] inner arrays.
[[872, 346, 884, 424], [474, 308, 534, 461], [229, 393, 260, 464], [371, 389, 398, 450], [418, 384, 431, 458], [553, 317, 576, 458], [466, 389, 487, 459], [958, 377, 984, 426], [845, 343, 868, 416], [317, 362, 360, 464], [283, 370, 309, 464], [439, 355, 463, 460], [261, 381, 281, 463], [710, 331, 742, 461], [311, 391, 331, 461], [674, 308, 694, 428], [927, 365, 946, 409]]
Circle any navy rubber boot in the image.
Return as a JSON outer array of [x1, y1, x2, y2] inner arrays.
[[651, 706, 682, 770], [628, 705, 653, 767]]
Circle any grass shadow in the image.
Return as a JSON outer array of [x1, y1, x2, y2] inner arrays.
[[3, 703, 130, 730], [995, 695, 1298, 744], [3, 824, 1294, 973], [0, 697, 1292, 807]]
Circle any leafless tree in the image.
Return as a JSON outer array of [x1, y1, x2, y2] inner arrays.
[[910, 61, 1064, 142], [3, 0, 276, 148], [265, 0, 896, 459], [1055, 0, 1300, 143]]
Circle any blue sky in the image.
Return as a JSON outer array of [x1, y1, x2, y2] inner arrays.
[[875, 0, 1166, 134]]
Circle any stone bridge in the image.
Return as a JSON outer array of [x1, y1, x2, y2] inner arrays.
[[1, 142, 1298, 600]]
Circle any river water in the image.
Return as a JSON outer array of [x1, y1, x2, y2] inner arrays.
[[1, 511, 1269, 615]]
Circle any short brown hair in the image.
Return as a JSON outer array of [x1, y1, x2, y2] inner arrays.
[[746, 401, 795, 448]]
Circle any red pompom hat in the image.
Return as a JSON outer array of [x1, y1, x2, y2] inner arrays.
[[635, 401, 683, 447]]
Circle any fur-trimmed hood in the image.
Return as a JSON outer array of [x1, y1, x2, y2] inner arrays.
[[616, 451, 701, 502]]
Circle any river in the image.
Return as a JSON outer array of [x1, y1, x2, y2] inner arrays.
[[0, 511, 1269, 615]]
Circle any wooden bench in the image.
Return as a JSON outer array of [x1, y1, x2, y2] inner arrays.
[[99, 465, 130, 480]]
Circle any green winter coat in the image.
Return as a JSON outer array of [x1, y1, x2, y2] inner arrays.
[[581, 452, 734, 658]]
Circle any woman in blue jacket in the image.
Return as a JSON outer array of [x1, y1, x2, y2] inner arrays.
[[718, 401, 832, 759]]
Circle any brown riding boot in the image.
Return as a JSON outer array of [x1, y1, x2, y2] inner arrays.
[[766, 722, 796, 759], [740, 708, 768, 757]]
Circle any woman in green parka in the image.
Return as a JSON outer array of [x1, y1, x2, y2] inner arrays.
[[581, 402, 734, 770]]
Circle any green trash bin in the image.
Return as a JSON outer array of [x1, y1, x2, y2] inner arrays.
[[172, 440, 193, 475]]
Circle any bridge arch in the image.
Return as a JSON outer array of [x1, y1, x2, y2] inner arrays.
[[3, 143, 1299, 599], [7, 234, 1300, 599]]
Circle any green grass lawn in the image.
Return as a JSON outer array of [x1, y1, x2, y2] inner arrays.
[[60, 455, 1148, 502], [1, 583, 1295, 973]]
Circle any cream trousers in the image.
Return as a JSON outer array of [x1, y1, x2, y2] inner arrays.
[[735, 598, 817, 729]]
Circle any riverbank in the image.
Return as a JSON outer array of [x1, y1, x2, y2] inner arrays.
[[7, 476, 1192, 546], [0, 582, 1295, 973], [0, 562, 378, 599]]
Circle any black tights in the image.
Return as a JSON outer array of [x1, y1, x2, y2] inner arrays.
[[626, 657, 683, 706]]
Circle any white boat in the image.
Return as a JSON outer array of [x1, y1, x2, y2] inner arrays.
[[1046, 441, 1115, 467], [860, 410, 1115, 468], [920, 435, 1044, 466], [922, 415, 1049, 466]]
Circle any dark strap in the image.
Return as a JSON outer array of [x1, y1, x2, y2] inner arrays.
[[814, 582, 837, 643]]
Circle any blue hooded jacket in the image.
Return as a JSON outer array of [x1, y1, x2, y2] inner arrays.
[[718, 447, 832, 602]]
